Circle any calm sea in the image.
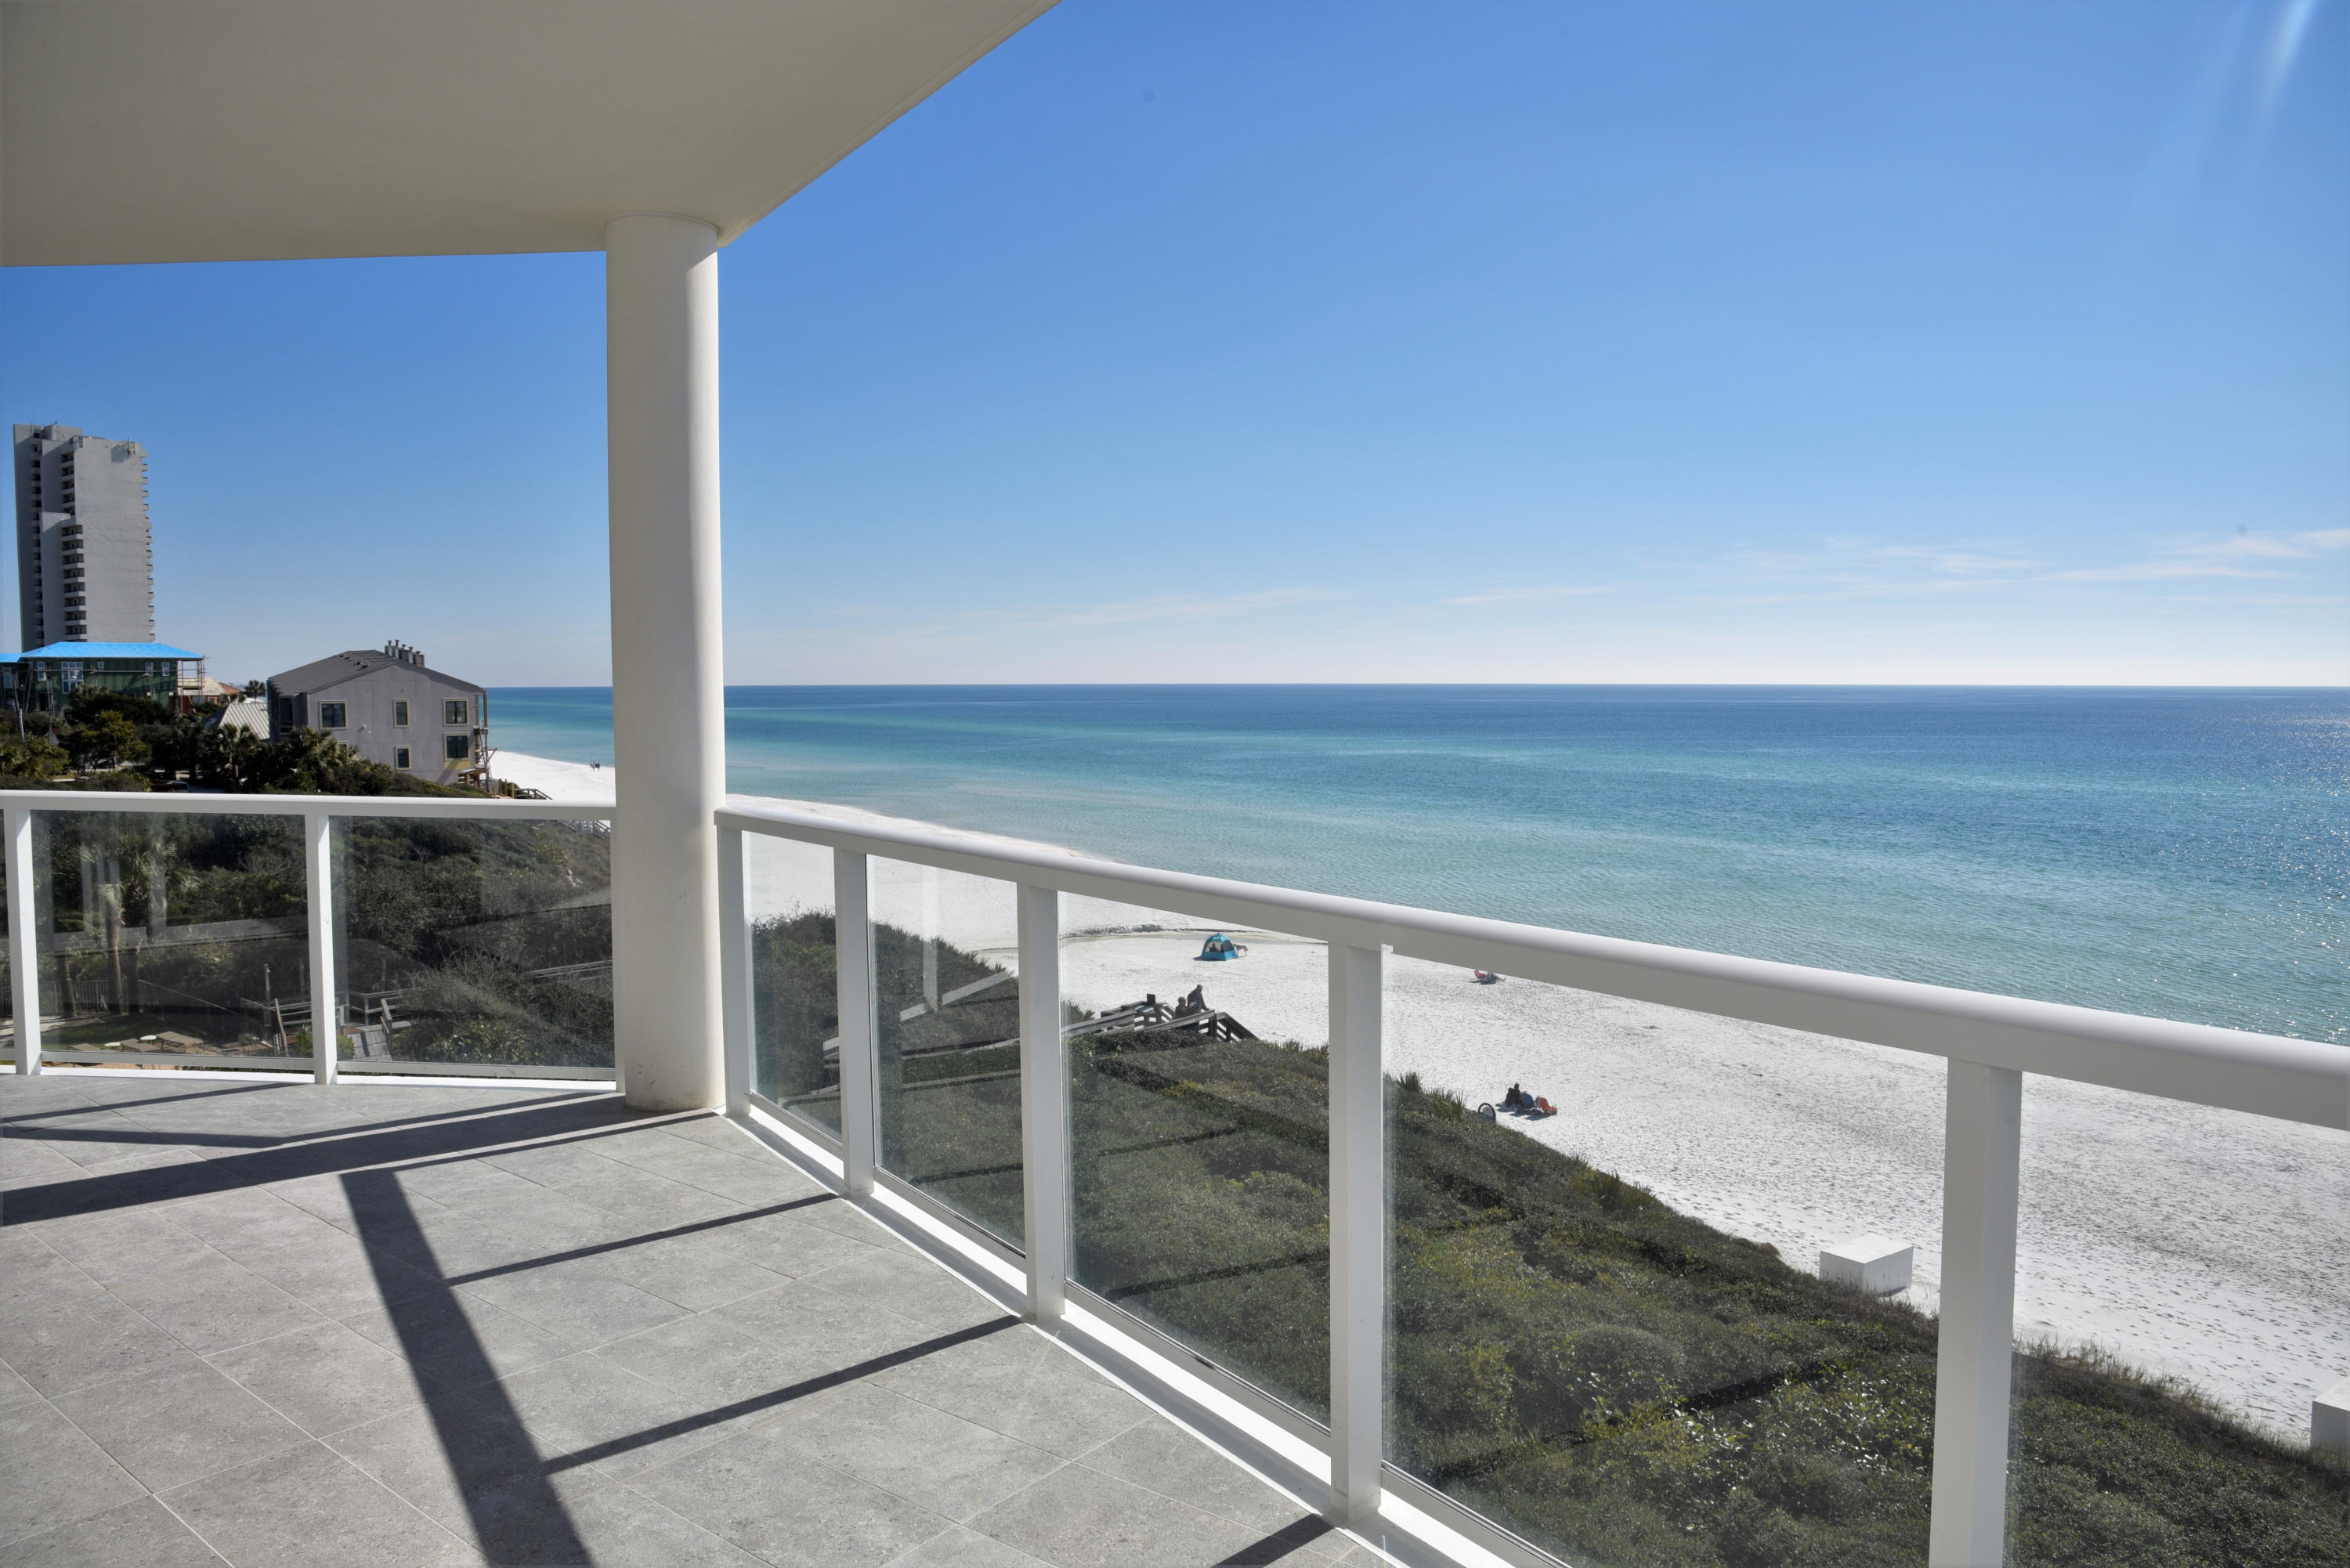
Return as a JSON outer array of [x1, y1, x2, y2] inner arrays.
[[489, 686, 2348, 1043]]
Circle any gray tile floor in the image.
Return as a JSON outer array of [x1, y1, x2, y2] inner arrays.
[[1, 1073, 1375, 1568]]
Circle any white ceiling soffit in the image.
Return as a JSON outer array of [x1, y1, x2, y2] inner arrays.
[[1, 0, 1055, 266]]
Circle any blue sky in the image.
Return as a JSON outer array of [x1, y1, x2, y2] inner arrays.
[[3, 0, 2345, 686]]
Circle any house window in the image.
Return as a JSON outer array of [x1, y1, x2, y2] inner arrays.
[[394, 746, 411, 771], [319, 703, 347, 728], [393, 700, 410, 727], [443, 734, 472, 762], [443, 699, 468, 724], [277, 698, 295, 728]]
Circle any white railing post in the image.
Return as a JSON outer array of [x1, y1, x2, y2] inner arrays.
[[1929, 1059, 2023, 1567], [1328, 941, 1385, 1529], [7, 807, 42, 1075], [1017, 883, 1067, 1327], [718, 825, 752, 1118], [304, 811, 338, 1084], [835, 849, 877, 1199]]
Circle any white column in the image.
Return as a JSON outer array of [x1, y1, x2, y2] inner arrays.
[[1328, 942, 1385, 1529], [304, 811, 337, 1084], [606, 212, 725, 1111], [7, 808, 42, 1075], [835, 850, 877, 1199], [1929, 1059, 2023, 1568], [717, 825, 752, 1118], [1017, 883, 1067, 1326]]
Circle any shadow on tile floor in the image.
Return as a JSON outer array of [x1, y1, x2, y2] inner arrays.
[[2, 1073, 1379, 1567]]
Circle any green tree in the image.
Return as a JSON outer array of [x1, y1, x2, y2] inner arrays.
[[198, 723, 266, 789], [244, 726, 457, 796], [142, 713, 207, 776], [64, 712, 147, 771], [63, 686, 172, 728]]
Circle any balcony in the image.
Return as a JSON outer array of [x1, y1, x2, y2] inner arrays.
[[2, 1068, 1359, 1566], [1, 790, 2343, 1568]]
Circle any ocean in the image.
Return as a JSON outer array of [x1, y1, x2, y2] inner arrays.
[[488, 685, 2348, 1044]]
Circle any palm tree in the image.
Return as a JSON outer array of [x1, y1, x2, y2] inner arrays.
[[203, 722, 264, 789]]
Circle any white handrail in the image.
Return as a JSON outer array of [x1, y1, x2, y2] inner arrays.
[[0, 789, 613, 821], [716, 800, 2348, 1132]]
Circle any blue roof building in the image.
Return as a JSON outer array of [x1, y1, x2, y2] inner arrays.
[[0, 641, 206, 714]]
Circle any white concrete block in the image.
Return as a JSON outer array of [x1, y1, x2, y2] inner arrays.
[[1821, 1234, 1913, 1295], [2314, 1376, 2350, 1458]]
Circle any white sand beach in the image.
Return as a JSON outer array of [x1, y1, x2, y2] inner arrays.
[[493, 750, 617, 805], [497, 752, 2350, 1440]]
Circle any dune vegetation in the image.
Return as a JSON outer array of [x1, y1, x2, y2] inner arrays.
[[749, 913, 2349, 1568]]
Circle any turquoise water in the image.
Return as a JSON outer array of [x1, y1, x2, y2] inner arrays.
[[490, 686, 2348, 1043]]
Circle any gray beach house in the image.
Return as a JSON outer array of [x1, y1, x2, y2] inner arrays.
[[266, 640, 486, 784]]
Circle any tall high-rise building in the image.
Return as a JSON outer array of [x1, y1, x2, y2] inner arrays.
[[13, 423, 157, 648]]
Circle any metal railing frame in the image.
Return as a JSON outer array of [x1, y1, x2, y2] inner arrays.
[[10, 789, 2341, 1568], [715, 798, 2349, 1568], [2, 791, 616, 1082]]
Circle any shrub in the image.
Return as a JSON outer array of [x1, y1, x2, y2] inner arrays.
[[0, 734, 70, 779]]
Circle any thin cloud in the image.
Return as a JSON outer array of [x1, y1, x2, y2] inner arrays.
[[1042, 587, 1341, 629], [2178, 528, 2346, 558], [2053, 527, 2350, 581], [1721, 537, 2044, 581], [1443, 585, 1609, 606], [1687, 536, 2044, 602], [1683, 577, 2024, 606], [1681, 525, 2348, 605], [2047, 561, 2281, 583], [1866, 545, 2043, 576]]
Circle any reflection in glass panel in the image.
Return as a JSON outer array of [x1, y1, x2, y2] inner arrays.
[[34, 811, 308, 1060], [1062, 897, 1329, 1421], [2005, 1090, 2349, 1566], [748, 834, 841, 1134], [1384, 961, 1940, 1566], [333, 816, 612, 1071], [870, 858, 1024, 1245]]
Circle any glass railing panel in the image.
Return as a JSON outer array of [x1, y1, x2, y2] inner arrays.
[[747, 833, 841, 1135], [331, 815, 613, 1073], [869, 857, 1024, 1245], [1061, 898, 1331, 1422], [0, 833, 11, 1060], [32, 811, 308, 1061], [2005, 1090, 2349, 1566], [1383, 962, 1947, 1566]]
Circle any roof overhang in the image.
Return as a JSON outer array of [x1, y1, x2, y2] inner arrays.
[[2, 0, 1056, 267]]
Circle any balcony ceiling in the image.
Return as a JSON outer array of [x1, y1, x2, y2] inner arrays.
[[0, 0, 1055, 267]]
